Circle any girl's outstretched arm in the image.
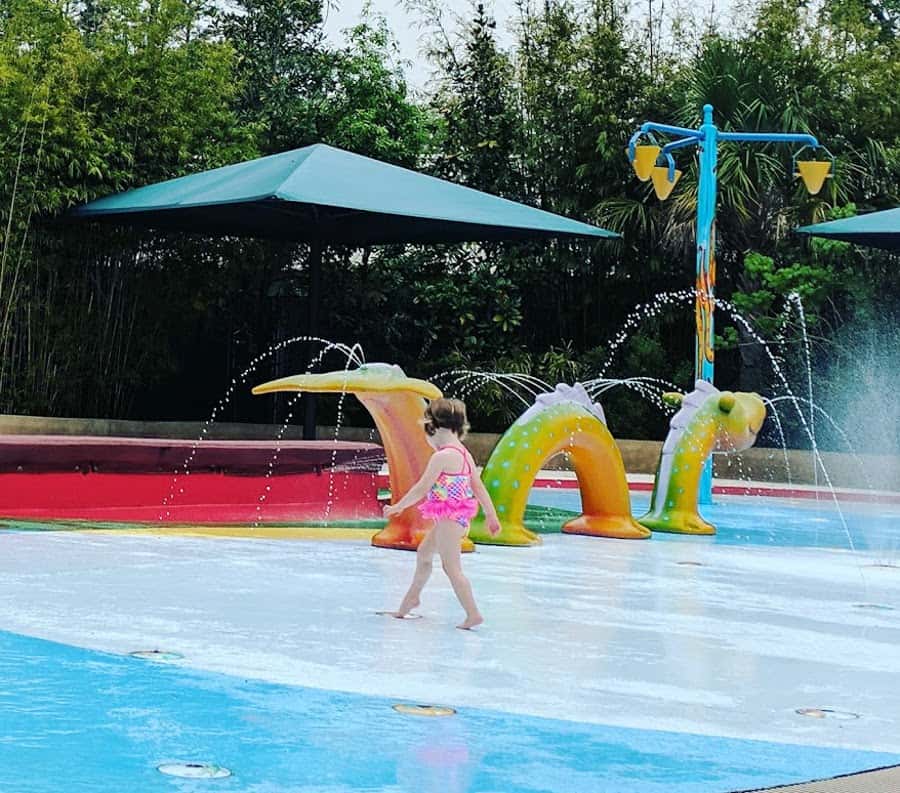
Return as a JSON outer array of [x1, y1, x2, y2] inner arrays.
[[383, 450, 456, 517]]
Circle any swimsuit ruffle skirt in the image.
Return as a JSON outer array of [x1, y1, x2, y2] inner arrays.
[[418, 447, 479, 528]]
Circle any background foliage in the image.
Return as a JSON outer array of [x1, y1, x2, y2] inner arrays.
[[1, 0, 898, 451]]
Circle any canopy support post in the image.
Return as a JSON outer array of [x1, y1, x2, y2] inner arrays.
[[303, 239, 322, 441]]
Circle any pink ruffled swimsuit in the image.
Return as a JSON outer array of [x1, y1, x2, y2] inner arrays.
[[418, 446, 479, 529]]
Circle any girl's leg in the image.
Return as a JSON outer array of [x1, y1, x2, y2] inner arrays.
[[394, 527, 436, 618], [434, 521, 483, 630]]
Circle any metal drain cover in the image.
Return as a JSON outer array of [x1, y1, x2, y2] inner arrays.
[[796, 708, 859, 720], [130, 650, 184, 661], [393, 703, 456, 717], [157, 763, 231, 779]]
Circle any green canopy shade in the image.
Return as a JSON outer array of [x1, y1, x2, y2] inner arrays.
[[72, 143, 618, 439], [72, 144, 618, 245], [796, 207, 900, 251]]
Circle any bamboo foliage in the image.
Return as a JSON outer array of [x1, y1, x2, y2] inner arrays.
[[0, 0, 256, 417], [0, 0, 898, 452]]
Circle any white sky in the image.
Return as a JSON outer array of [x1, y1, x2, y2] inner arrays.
[[322, 0, 539, 91], [322, 0, 742, 92]]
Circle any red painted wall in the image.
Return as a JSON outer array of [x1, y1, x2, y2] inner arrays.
[[0, 436, 383, 524]]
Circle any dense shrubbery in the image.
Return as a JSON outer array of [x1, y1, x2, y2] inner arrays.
[[1, 0, 898, 451]]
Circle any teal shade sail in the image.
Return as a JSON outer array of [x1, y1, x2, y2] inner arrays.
[[71, 143, 618, 440], [796, 207, 900, 251], [72, 144, 618, 245]]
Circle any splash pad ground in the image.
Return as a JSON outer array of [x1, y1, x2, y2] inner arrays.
[[1, 483, 899, 792]]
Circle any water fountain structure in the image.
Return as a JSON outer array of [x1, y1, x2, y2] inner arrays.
[[253, 364, 768, 549]]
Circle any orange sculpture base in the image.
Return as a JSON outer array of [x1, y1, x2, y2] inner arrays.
[[562, 515, 650, 540]]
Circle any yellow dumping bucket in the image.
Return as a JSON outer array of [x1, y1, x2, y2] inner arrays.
[[796, 160, 831, 195], [631, 145, 661, 181], [651, 166, 682, 200]]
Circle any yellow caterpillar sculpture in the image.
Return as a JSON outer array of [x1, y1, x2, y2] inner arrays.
[[253, 367, 765, 548]]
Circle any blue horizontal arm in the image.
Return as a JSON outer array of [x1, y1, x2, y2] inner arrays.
[[718, 131, 819, 147], [661, 137, 700, 156], [641, 122, 699, 138]]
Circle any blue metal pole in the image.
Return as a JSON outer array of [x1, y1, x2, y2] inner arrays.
[[696, 104, 717, 505], [632, 108, 824, 506]]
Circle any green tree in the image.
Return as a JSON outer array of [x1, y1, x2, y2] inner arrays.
[[430, 2, 522, 196], [0, 0, 255, 417]]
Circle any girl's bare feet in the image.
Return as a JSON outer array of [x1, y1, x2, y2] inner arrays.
[[393, 597, 420, 619], [456, 613, 483, 630]]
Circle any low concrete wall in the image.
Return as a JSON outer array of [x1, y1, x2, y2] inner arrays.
[[2, 415, 898, 490], [0, 414, 307, 441], [713, 446, 900, 492], [465, 433, 898, 490]]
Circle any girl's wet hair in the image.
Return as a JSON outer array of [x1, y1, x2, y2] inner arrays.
[[423, 398, 470, 439]]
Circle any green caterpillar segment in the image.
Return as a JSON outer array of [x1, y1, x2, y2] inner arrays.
[[638, 381, 766, 535], [469, 384, 649, 545], [469, 515, 540, 546]]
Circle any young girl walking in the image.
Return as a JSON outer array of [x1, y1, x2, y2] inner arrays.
[[383, 398, 501, 630]]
